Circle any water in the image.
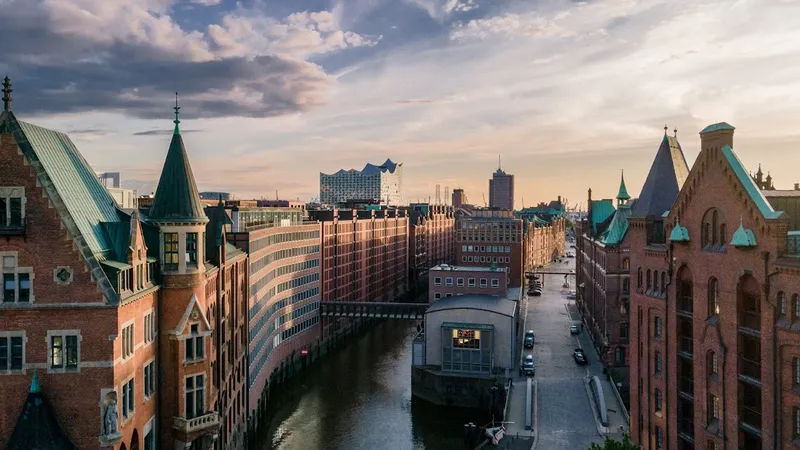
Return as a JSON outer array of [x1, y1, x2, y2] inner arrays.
[[259, 320, 491, 450]]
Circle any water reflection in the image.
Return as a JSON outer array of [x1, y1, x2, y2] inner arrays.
[[260, 320, 490, 450]]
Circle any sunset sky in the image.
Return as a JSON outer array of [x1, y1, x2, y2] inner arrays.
[[4, 0, 800, 209]]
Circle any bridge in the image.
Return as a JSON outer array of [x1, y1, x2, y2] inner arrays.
[[320, 301, 428, 320], [526, 271, 576, 276]]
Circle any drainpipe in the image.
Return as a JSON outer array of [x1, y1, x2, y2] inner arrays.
[[665, 240, 674, 449], [721, 343, 728, 450], [762, 251, 780, 449]]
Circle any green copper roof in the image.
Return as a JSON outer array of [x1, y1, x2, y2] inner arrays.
[[591, 199, 616, 234], [617, 170, 630, 201], [668, 220, 690, 242], [600, 202, 631, 247], [148, 118, 208, 223], [700, 122, 735, 134], [730, 216, 757, 247], [721, 145, 783, 220]]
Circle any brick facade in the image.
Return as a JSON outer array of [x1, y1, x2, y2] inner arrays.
[[428, 265, 508, 302]]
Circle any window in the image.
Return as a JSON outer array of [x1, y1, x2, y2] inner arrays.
[[615, 347, 625, 364], [709, 351, 718, 375], [452, 329, 480, 349], [462, 245, 467, 252], [2, 255, 32, 303], [122, 323, 134, 359], [623, 278, 630, 295], [434, 292, 441, 300], [655, 426, 663, 449], [186, 232, 198, 265], [622, 258, 630, 271], [637, 268, 643, 290], [50, 333, 78, 370], [480, 278, 488, 288], [654, 271, 659, 292], [0, 333, 24, 371], [445, 277, 453, 286], [0, 190, 24, 227], [655, 388, 662, 412], [186, 374, 205, 419], [505, 246, 510, 252], [647, 270, 652, 291], [779, 292, 787, 317], [655, 351, 663, 374], [661, 272, 666, 293], [144, 361, 155, 398], [796, 408, 800, 437], [164, 233, 179, 270], [468, 278, 476, 287], [654, 317, 662, 339], [434, 277, 442, 286], [707, 440, 718, 450], [144, 311, 155, 344], [709, 394, 720, 420], [445, 293, 453, 298], [122, 378, 134, 418], [794, 357, 800, 387], [795, 294, 800, 321], [462, 256, 467, 262], [708, 278, 720, 316], [456, 278, 464, 287], [620, 323, 629, 340], [491, 278, 500, 288], [185, 324, 204, 361]]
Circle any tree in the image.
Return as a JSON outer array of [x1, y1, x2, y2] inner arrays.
[[588, 432, 642, 450]]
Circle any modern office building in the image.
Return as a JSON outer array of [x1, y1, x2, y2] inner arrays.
[[319, 158, 403, 206], [489, 163, 514, 210], [0, 85, 247, 450], [629, 123, 800, 450], [228, 206, 306, 232], [200, 191, 232, 201], [98, 172, 139, 209], [228, 217, 322, 418], [452, 189, 467, 208], [310, 208, 409, 337]]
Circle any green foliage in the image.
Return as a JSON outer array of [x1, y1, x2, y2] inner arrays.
[[587, 432, 642, 450]]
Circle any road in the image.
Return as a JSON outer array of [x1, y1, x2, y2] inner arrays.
[[506, 253, 605, 449]]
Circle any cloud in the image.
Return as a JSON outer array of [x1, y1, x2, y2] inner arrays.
[[405, 0, 479, 21], [189, 0, 222, 5], [0, 0, 373, 119], [133, 129, 203, 136]]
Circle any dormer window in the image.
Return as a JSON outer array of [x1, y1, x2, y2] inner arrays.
[[164, 232, 179, 270], [186, 232, 198, 266]]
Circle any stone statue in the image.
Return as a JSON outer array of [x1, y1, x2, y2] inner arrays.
[[104, 398, 119, 436]]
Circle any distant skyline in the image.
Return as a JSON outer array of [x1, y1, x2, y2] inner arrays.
[[3, 0, 800, 208]]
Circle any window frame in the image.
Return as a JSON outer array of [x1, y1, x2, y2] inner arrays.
[[121, 321, 135, 361], [121, 376, 135, 420], [163, 232, 179, 270], [185, 323, 206, 362], [144, 359, 156, 399], [185, 374, 205, 419], [1, 253, 34, 304], [47, 330, 80, 373], [0, 331, 25, 373]]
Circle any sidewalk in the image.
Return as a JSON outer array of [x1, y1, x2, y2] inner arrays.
[[504, 375, 535, 438], [566, 302, 629, 439]]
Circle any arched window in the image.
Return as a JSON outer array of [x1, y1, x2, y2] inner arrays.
[[703, 222, 711, 247], [702, 208, 728, 249], [778, 291, 787, 317], [708, 278, 720, 316], [712, 210, 719, 244], [622, 258, 630, 271], [654, 271, 659, 292], [661, 272, 667, 294], [720, 223, 727, 246], [637, 268, 643, 290], [794, 294, 800, 322], [707, 350, 718, 376], [647, 270, 652, 291]]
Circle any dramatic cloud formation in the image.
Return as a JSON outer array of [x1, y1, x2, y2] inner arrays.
[[6, 0, 800, 208]]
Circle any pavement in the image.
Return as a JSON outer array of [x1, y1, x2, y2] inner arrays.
[[502, 252, 628, 450]]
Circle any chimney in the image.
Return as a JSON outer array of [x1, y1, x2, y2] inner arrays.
[[699, 122, 735, 156], [795, 183, 799, 191], [558, 195, 562, 204]]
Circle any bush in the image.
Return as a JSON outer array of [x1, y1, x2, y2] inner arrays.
[[588, 432, 642, 450]]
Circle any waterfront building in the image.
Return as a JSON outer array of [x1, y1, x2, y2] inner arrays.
[[309, 208, 408, 337], [408, 204, 455, 285], [489, 163, 514, 210], [428, 264, 509, 302], [200, 192, 232, 201], [0, 82, 248, 449], [319, 159, 403, 206], [456, 212, 524, 286], [227, 217, 322, 417], [629, 123, 800, 449], [452, 188, 467, 208]]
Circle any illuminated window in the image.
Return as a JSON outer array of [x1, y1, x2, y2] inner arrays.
[[452, 329, 481, 349], [164, 233, 179, 270]]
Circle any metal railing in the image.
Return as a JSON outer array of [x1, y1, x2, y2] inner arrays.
[[172, 411, 219, 434], [678, 376, 694, 397]]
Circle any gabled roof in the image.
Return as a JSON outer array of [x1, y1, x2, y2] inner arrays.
[[600, 203, 632, 247], [632, 134, 690, 218], [591, 199, 616, 234], [148, 117, 208, 223], [721, 145, 783, 220], [8, 371, 77, 449]]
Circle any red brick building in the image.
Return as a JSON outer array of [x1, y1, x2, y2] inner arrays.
[[408, 204, 455, 285], [310, 208, 408, 337], [456, 211, 524, 287], [228, 220, 322, 416], [428, 264, 509, 302], [523, 216, 567, 270], [629, 122, 800, 450], [0, 82, 247, 450]]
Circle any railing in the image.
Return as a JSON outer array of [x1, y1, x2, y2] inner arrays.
[[319, 301, 427, 320], [739, 405, 762, 431], [172, 411, 219, 434], [738, 357, 761, 381], [788, 232, 800, 256], [0, 218, 25, 236]]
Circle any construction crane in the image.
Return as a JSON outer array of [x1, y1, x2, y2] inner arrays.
[[482, 192, 487, 207]]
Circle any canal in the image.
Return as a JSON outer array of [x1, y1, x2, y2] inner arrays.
[[258, 320, 491, 450]]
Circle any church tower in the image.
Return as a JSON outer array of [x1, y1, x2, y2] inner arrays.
[[148, 95, 219, 449]]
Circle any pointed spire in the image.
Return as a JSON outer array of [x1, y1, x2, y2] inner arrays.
[[2, 76, 12, 112], [674, 127, 678, 138], [30, 369, 40, 394], [173, 92, 181, 135], [664, 124, 668, 136], [757, 164, 763, 176], [617, 169, 631, 203]]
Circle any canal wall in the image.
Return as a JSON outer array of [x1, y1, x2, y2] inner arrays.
[[411, 365, 506, 416]]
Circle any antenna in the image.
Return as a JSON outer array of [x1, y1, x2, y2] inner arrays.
[[497, 154, 501, 171], [482, 192, 487, 207]]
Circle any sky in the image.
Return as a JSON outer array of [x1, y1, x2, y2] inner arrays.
[[3, 0, 800, 210]]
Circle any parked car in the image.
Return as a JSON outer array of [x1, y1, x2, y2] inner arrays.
[[567, 293, 577, 300], [570, 325, 580, 334], [532, 290, 542, 296], [573, 348, 588, 365], [523, 354, 535, 376], [524, 330, 535, 348]]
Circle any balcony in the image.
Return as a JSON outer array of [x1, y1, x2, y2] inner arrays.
[[0, 218, 25, 236], [172, 412, 219, 434], [738, 357, 761, 382]]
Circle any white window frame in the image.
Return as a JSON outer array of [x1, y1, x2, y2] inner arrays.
[[0, 330, 25, 374], [480, 278, 488, 288], [445, 277, 453, 287], [1, 252, 34, 304], [491, 278, 500, 288], [143, 309, 156, 345], [434, 277, 442, 286], [184, 322, 207, 363], [121, 375, 135, 421], [121, 320, 135, 361], [468, 278, 476, 287], [456, 278, 464, 287], [0, 187, 26, 228], [434, 292, 441, 300], [46, 330, 81, 373]]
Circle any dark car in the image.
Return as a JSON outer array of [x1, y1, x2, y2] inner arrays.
[[573, 348, 588, 365], [532, 290, 542, 296], [524, 330, 535, 348], [570, 325, 579, 335], [523, 354, 535, 376]]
